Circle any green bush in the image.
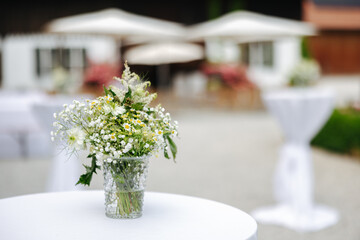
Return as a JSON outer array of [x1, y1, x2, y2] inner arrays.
[[311, 108, 360, 155]]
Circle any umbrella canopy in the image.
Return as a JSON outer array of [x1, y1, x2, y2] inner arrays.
[[123, 42, 204, 65], [45, 8, 186, 40], [187, 11, 316, 42]]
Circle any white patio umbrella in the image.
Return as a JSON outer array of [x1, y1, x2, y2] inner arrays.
[[187, 11, 316, 42], [45, 8, 186, 40], [124, 42, 204, 65], [124, 41, 204, 88]]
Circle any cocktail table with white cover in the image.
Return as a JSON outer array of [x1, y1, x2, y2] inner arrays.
[[252, 88, 339, 232], [0, 91, 45, 157], [0, 191, 257, 240]]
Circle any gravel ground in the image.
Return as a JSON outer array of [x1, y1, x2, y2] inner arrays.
[[1, 108, 359, 239]]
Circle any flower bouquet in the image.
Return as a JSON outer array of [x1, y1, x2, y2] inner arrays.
[[288, 59, 320, 87], [52, 62, 178, 218]]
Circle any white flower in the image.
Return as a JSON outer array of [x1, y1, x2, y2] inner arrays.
[[113, 151, 122, 158], [128, 138, 133, 143], [96, 152, 103, 160], [144, 143, 149, 148], [103, 105, 112, 115], [66, 127, 86, 150], [110, 133, 117, 141], [53, 113, 57, 118], [123, 143, 132, 153], [123, 123, 131, 131], [112, 106, 125, 116]]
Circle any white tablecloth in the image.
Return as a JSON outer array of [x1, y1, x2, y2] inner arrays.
[[252, 88, 339, 232], [0, 91, 46, 157], [0, 91, 45, 133], [0, 191, 257, 240]]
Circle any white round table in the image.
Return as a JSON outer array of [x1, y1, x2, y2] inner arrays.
[[0, 191, 257, 240], [252, 88, 339, 232]]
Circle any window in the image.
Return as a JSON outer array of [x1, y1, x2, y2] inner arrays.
[[35, 48, 87, 77], [239, 43, 250, 65], [244, 41, 274, 68], [262, 42, 273, 67]]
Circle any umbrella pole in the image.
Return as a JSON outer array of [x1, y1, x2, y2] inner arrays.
[[157, 64, 170, 89]]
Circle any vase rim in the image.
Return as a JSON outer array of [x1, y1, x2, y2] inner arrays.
[[109, 155, 151, 161]]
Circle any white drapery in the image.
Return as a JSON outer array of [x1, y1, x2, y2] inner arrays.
[[252, 88, 339, 232]]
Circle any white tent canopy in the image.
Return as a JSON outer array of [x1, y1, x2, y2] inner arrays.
[[45, 8, 186, 40], [187, 11, 316, 42], [124, 42, 204, 65]]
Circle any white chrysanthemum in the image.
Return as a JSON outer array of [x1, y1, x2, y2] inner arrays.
[[103, 105, 112, 115], [112, 106, 125, 116], [66, 127, 86, 150]]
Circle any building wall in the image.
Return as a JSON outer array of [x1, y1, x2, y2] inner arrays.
[[308, 32, 360, 74], [1, 34, 118, 90], [248, 37, 301, 88], [205, 37, 301, 88], [303, 0, 360, 74]]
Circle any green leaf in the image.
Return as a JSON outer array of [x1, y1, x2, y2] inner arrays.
[[103, 85, 110, 96], [122, 87, 132, 104], [164, 148, 170, 159], [109, 88, 117, 97], [166, 135, 177, 161], [76, 155, 100, 186], [132, 102, 145, 110]]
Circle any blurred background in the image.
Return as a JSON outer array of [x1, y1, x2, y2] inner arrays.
[[0, 0, 360, 239]]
